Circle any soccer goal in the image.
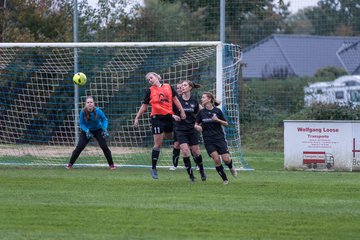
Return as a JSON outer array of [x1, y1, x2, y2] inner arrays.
[[0, 41, 251, 170]]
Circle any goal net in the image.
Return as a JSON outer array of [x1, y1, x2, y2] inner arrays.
[[0, 42, 251, 170]]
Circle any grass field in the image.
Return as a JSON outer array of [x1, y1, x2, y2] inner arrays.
[[1, 151, 359, 240]]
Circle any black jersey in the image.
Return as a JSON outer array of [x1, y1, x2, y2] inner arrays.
[[196, 107, 226, 142], [175, 95, 199, 132]]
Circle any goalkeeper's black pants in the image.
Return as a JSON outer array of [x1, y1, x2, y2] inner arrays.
[[69, 129, 114, 166]]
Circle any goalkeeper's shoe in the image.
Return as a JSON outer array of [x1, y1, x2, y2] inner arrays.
[[66, 164, 73, 169], [151, 169, 158, 179], [109, 165, 116, 170], [223, 180, 229, 185]]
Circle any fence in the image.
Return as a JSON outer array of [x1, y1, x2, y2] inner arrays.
[[1, 0, 359, 151]]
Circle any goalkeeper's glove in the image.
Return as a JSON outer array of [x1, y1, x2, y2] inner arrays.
[[102, 130, 110, 138], [86, 131, 93, 140]]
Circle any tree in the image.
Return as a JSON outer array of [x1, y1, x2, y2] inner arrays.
[[0, 0, 73, 42], [130, 0, 208, 42], [284, 8, 315, 35], [0, 0, 141, 43], [304, 0, 360, 36], [78, 0, 140, 42], [237, 2, 290, 47], [158, 0, 290, 46]]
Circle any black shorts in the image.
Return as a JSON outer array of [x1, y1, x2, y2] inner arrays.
[[150, 115, 173, 134], [204, 138, 229, 156], [176, 130, 200, 146]]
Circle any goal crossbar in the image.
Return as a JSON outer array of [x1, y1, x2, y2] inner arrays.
[[0, 41, 222, 48]]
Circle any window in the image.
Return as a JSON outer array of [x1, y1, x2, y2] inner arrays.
[[350, 90, 360, 102], [335, 91, 344, 99], [345, 81, 360, 86]]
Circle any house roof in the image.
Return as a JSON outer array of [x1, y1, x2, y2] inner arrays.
[[242, 34, 360, 78], [337, 40, 360, 74]]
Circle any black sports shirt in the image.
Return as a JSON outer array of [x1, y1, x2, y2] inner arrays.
[[196, 107, 227, 142], [175, 95, 200, 132]]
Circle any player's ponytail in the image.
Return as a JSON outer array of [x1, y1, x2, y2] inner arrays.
[[185, 80, 201, 90], [203, 92, 220, 106]]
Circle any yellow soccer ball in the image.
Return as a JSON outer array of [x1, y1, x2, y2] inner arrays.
[[73, 72, 87, 86]]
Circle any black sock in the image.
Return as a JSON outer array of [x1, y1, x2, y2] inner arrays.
[[194, 155, 204, 172], [172, 148, 180, 167], [183, 157, 194, 178], [191, 150, 197, 166], [216, 165, 228, 181], [225, 159, 233, 170], [151, 148, 160, 169]]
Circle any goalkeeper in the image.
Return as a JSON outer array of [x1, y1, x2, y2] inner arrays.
[[66, 96, 116, 170]]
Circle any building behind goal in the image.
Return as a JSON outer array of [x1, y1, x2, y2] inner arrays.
[[0, 42, 251, 170]]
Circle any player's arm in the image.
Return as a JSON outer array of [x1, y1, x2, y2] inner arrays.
[[79, 110, 90, 133], [173, 96, 186, 119], [134, 89, 150, 127], [213, 117, 228, 126], [172, 102, 181, 121], [134, 104, 148, 128], [194, 122, 202, 132], [97, 109, 110, 138], [194, 112, 202, 132], [212, 111, 228, 126], [172, 114, 181, 122], [98, 108, 108, 130], [170, 86, 185, 119]]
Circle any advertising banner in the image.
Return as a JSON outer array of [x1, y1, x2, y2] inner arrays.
[[350, 123, 360, 171], [283, 120, 360, 172]]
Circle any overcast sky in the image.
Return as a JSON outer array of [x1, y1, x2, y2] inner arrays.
[[285, 0, 318, 13], [87, 0, 319, 14]]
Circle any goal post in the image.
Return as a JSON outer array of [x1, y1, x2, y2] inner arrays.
[[0, 41, 252, 170]]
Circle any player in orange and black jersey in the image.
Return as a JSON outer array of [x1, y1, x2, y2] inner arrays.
[[175, 80, 206, 182], [134, 72, 186, 179], [195, 92, 237, 185]]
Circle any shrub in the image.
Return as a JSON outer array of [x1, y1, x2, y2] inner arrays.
[[314, 66, 348, 79]]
